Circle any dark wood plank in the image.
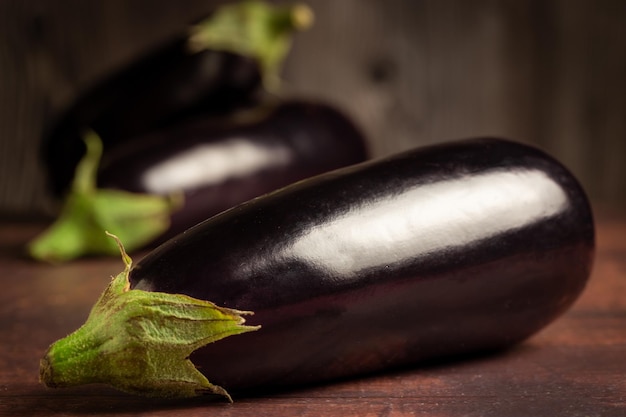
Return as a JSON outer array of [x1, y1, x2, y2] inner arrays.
[[0, 210, 624, 416], [1, 0, 625, 217]]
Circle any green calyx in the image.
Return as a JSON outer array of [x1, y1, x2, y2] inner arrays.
[[39, 233, 259, 401], [28, 131, 181, 262], [187, 0, 314, 90]]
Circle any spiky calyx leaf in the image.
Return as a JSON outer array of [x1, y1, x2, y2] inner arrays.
[[28, 132, 181, 262], [188, 0, 314, 90], [39, 233, 259, 400]]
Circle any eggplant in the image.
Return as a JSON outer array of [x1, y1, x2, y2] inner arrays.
[[43, 0, 313, 196], [44, 46, 261, 197], [98, 100, 370, 241], [39, 138, 594, 399], [28, 100, 369, 262]]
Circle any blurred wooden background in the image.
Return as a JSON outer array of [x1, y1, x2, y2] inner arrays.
[[1, 0, 625, 218]]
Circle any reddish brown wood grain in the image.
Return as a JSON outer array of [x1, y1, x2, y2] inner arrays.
[[0, 210, 624, 416]]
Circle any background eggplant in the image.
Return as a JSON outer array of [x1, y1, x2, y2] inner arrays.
[[128, 137, 595, 393], [27, 99, 369, 262], [44, 46, 261, 197], [98, 99, 369, 242], [42, 0, 313, 196]]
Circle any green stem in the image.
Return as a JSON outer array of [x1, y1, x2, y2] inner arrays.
[[187, 0, 314, 90], [40, 320, 111, 388], [73, 130, 102, 194], [39, 235, 259, 400], [28, 133, 181, 262]]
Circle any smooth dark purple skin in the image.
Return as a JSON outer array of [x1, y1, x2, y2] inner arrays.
[[129, 138, 595, 393], [43, 36, 262, 197], [99, 100, 369, 241]]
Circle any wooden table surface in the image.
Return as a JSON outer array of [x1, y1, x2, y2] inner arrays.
[[1, 209, 624, 417]]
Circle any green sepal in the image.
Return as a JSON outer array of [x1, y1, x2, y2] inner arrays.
[[28, 131, 182, 262], [187, 0, 314, 90], [39, 233, 259, 401]]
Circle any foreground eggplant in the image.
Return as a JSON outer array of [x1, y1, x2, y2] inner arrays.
[[40, 138, 594, 399], [43, 0, 313, 196], [98, 100, 370, 241], [133, 137, 594, 390]]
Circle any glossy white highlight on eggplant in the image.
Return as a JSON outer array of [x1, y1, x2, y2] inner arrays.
[[286, 169, 568, 276], [141, 138, 293, 193]]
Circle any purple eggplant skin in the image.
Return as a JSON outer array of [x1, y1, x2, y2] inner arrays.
[[98, 100, 370, 242], [43, 37, 262, 197], [129, 137, 595, 394]]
